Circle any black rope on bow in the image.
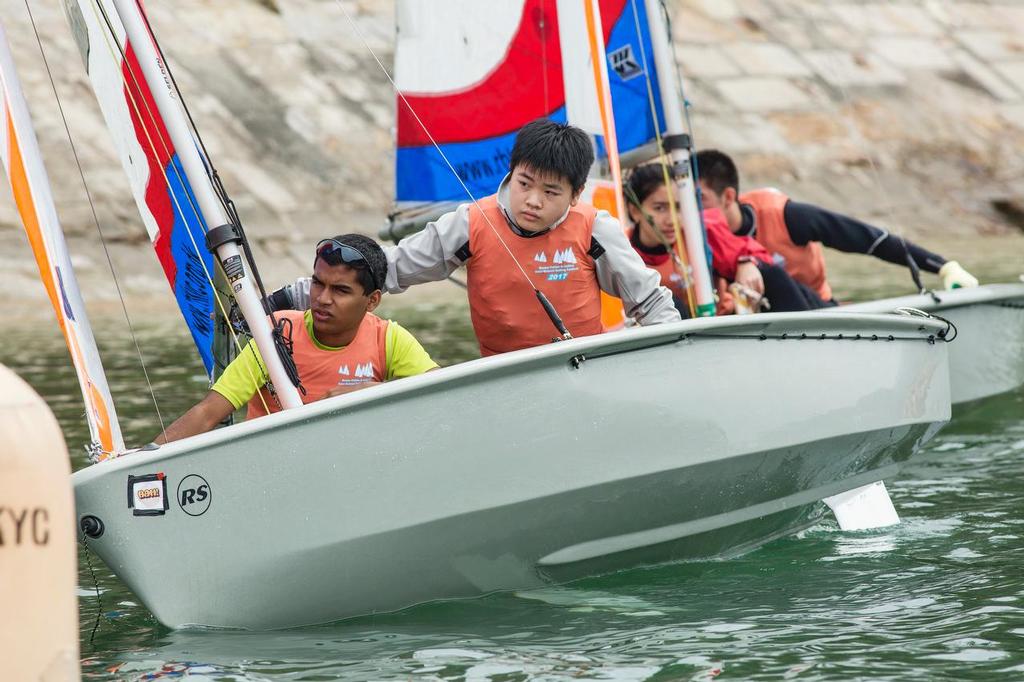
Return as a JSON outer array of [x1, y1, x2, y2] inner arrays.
[[82, 539, 104, 647], [929, 313, 958, 343]]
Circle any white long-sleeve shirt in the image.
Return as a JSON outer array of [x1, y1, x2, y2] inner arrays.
[[384, 176, 681, 327]]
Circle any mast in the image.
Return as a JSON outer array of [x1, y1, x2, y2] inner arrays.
[[582, 0, 626, 221], [643, 0, 715, 316], [0, 22, 125, 458], [109, 0, 302, 410]]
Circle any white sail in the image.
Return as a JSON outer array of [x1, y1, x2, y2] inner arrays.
[[391, 0, 630, 225], [0, 21, 124, 458]]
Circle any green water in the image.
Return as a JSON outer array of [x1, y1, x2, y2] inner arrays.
[[3, 290, 1024, 680]]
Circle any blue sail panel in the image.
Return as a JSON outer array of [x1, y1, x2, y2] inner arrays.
[[604, 1, 666, 155]]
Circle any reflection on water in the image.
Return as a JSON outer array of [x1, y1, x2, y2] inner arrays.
[[2, 292, 1024, 680]]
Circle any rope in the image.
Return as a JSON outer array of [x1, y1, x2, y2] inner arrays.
[[333, 0, 572, 339], [84, 0, 274, 416], [23, 0, 167, 439], [627, 0, 697, 318], [81, 539, 105, 647], [568, 324, 946, 366]]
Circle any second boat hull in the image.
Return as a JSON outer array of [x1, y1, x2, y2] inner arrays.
[[843, 283, 1024, 404]]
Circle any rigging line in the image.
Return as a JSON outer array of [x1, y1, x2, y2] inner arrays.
[[118, 0, 286, 392], [131, 0, 228, 210], [333, 0, 570, 332], [658, 0, 705, 212], [23, 0, 167, 437], [90, 0, 209, 261], [628, 0, 697, 317], [129, 0, 265, 363], [85, 0, 274, 414]]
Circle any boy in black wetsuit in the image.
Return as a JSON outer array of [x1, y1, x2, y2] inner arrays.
[[696, 149, 978, 302]]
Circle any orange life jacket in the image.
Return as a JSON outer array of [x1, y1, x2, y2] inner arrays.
[[740, 188, 833, 302], [247, 310, 388, 418], [466, 195, 604, 356]]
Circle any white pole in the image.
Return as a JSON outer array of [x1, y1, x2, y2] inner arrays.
[[111, 0, 303, 409], [643, 0, 715, 316]]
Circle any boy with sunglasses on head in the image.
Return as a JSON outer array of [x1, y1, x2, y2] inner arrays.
[[385, 118, 681, 357], [155, 234, 436, 444]]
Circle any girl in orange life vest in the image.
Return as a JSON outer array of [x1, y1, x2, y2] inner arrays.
[[154, 235, 437, 444], [694, 149, 979, 300], [624, 163, 831, 314], [383, 118, 680, 356]]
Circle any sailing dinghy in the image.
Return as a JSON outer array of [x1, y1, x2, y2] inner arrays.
[[2, 0, 949, 629], [73, 311, 951, 629], [843, 283, 1024, 405]]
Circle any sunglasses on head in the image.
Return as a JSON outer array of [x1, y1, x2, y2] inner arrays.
[[314, 239, 382, 292]]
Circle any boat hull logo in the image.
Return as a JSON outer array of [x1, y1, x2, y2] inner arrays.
[[177, 474, 212, 517]]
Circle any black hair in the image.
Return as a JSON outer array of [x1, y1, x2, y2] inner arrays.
[[509, 118, 594, 193], [316, 233, 387, 295], [694, 149, 739, 195], [624, 163, 672, 224]]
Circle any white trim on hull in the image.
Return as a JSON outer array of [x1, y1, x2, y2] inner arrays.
[[842, 283, 1024, 404], [73, 312, 950, 629]]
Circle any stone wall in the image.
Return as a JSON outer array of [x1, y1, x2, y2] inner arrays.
[[678, 1, 1024, 239], [1, 0, 1022, 302]]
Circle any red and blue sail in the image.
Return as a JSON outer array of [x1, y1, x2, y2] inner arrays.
[[123, 45, 215, 373], [65, 0, 217, 375], [394, 0, 666, 205]]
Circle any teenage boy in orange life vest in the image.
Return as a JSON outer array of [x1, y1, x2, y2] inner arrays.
[[695, 149, 979, 304], [384, 118, 681, 356], [155, 234, 437, 444]]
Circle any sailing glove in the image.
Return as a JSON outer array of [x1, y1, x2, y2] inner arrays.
[[938, 261, 979, 289]]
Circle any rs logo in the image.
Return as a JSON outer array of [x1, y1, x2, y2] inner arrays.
[[176, 474, 212, 516]]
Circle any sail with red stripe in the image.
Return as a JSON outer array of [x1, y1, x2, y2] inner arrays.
[[394, 0, 665, 207], [64, 0, 217, 375], [0, 22, 124, 458]]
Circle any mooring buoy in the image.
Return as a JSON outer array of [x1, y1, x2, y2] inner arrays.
[[0, 364, 80, 680]]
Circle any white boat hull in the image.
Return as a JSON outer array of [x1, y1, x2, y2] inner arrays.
[[843, 283, 1024, 405], [73, 312, 950, 629]]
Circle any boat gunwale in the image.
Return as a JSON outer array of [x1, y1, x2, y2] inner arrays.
[[72, 310, 949, 481], [840, 281, 1024, 314]]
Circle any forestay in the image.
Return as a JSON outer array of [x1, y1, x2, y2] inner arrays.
[[0, 22, 124, 458], [62, 0, 219, 376]]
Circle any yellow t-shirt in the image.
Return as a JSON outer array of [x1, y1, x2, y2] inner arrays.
[[212, 311, 437, 409]]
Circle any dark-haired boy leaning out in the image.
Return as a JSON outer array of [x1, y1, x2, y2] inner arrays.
[[385, 118, 681, 356]]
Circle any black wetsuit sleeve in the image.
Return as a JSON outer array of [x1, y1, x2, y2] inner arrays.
[[783, 201, 947, 273]]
